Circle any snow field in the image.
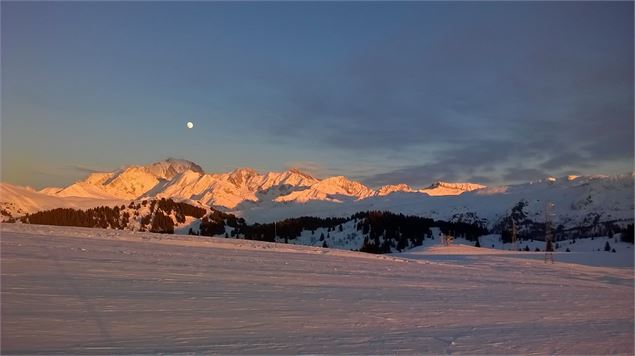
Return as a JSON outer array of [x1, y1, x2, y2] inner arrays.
[[1, 224, 633, 354]]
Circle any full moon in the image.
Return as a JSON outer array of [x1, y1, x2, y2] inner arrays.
[[186, 121, 194, 129]]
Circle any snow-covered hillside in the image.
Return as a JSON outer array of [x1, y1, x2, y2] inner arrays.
[[10, 197, 216, 235], [275, 221, 633, 266], [398, 232, 634, 268], [0, 182, 126, 219], [2, 224, 632, 354], [236, 174, 634, 235]]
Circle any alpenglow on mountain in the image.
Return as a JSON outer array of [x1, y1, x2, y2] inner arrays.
[[34, 159, 485, 208], [1, 159, 633, 234]]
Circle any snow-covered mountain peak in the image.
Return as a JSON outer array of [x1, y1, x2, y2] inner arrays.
[[46, 159, 204, 200], [274, 175, 373, 204], [285, 168, 316, 180], [425, 181, 485, 190], [320, 175, 349, 184], [228, 167, 260, 187], [420, 181, 486, 196], [230, 167, 258, 176], [376, 184, 415, 196], [315, 176, 374, 198], [320, 175, 363, 185], [144, 158, 204, 180], [79, 172, 114, 185]]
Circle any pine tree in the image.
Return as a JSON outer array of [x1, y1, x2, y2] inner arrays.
[[604, 241, 611, 251], [622, 224, 634, 243]]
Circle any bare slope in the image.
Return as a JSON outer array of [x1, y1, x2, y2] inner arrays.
[[1, 224, 632, 354]]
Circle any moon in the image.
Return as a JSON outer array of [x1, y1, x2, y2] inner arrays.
[[186, 121, 194, 129]]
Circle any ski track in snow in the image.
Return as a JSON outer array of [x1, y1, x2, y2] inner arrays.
[[1, 224, 633, 354]]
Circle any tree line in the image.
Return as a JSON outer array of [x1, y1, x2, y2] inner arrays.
[[21, 198, 207, 234], [15, 199, 631, 255]]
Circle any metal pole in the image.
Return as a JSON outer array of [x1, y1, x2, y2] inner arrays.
[[512, 219, 517, 251]]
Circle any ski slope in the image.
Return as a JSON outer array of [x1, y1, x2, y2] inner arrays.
[[1, 224, 633, 354]]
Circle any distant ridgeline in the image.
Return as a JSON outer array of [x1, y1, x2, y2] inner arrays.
[[7, 198, 634, 253]]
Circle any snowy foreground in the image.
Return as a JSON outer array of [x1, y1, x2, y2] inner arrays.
[[2, 224, 633, 354]]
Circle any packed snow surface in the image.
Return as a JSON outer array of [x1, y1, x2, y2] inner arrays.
[[1, 224, 633, 354]]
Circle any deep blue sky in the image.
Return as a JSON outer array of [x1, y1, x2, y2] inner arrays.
[[2, 2, 633, 189]]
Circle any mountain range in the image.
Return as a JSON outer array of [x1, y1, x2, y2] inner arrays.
[[16, 158, 485, 208], [1, 158, 633, 233]]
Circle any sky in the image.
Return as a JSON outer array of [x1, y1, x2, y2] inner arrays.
[[1, 1, 633, 189]]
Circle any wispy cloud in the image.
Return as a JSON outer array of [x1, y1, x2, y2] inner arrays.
[[64, 164, 106, 174], [249, 3, 633, 184], [284, 160, 325, 177]]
